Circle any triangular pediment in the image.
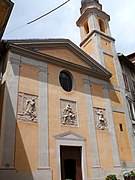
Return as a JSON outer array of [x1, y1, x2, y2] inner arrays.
[[38, 48, 90, 69], [7, 39, 112, 80], [54, 131, 86, 141]]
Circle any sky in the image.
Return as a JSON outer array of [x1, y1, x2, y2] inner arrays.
[[3, 0, 135, 55]]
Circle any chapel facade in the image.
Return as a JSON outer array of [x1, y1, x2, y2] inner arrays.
[[0, 0, 135, 180]]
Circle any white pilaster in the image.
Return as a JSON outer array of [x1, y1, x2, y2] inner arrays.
[[38, 64, 49, 168], [0, 54, 20, 167], [103, 87, 121, 167], [83, 75, 100, 168]]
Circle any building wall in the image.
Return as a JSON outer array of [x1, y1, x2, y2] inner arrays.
[[39, 49, 89, 68], [0, 46, 134, 180], [0, 0, 13, 39], [0, 82, 5, 135], [91, 83, 114, 169], [113, 112, 133, 162], [77, 4, 134, 166], [48, 64, 92, 179], [15, 64, 39, 172]]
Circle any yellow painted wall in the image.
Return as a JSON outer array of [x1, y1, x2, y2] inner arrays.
[[48, 64, 92, 179], [83, 40, 93, 56], [91, 83, 114, 169], [113, 112, 133, 162], [15, 64, 39, 172], [83, 20, 91, 37], [15, 121, 38, 172], [96, 130, 114, 169], [38, 48, 89, 68], [90, 83, 106, 108], [109, 89, 122, 107], [101, 38, 112, 52], [104, 54, 118, 86], [19, 64, 39, 95]]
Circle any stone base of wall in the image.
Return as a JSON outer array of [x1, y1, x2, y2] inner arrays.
[[91, 166, 123, 180], [0, 167, 52, 180]]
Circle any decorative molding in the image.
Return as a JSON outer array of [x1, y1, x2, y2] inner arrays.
[[54, 131, 86, 141], [90, 77, 121, 91], [60, 99, 78, 126], [83, 76, 90, 84], [112, 106, 124, 113], [77, 8, 110, 27], [38, 65, 48, 73], [55, 131, 87, 180], [94, 108, 107, 130], [8, 41, 111, 80], [10, 57, 20, 65], [80, 30, 115, 48], [17, 93, 38, 123]]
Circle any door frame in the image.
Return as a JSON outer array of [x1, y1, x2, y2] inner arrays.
[[60, 146, 82, 180], [55, 131, 87, 180]]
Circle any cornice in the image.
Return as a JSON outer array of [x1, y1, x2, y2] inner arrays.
[[6, 39, 111, 77], [80, 1, 102, 14], [76, 7, 110, 26], [4, 39, 112, 80], [80, 30, 115, 47], [118, 53, 135, 71]]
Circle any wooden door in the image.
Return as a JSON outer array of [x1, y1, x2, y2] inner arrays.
[[60, 146, 82, 180]]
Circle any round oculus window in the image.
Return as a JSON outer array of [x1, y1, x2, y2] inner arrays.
[[59, 70, 73, 92]]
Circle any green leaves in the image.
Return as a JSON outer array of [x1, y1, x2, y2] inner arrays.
[[106, 174, 117, 180]]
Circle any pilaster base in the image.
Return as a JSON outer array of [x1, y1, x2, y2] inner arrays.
[[91, 165, 122, 180], [0, 167, 52, 180]]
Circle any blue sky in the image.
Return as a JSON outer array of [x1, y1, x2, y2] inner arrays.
[[3, 0, 135, 55]]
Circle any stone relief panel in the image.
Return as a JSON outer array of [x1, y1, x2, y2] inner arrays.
[[60, 99, 78, 126], [17, 93, 38, 123], [94, 108, 107, 130]]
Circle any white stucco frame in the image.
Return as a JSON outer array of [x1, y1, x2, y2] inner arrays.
[[55, 131, 88, 180]]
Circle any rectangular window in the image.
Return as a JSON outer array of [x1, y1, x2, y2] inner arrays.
[[132, 80, 135, 90], [123, 73, 129, 91], [127, 99, 135, 121], [119, 123, 123, 131]]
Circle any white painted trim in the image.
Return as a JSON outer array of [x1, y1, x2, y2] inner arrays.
[[55, 132, 87, 180], [0, 55, 20, 167]]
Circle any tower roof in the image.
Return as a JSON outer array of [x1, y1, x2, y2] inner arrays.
[[80, 0, 102, 13], [81, 0, 99, 5]]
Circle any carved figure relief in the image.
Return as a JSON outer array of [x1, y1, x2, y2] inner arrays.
[[94, 108, 107, 130], [17, 93, 38, 123], [61, 100, 78, 126]]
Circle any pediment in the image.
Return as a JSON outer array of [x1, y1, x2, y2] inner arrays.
[[38, 48, 90, 69], [7, 39, 112, 80], [54, 131, 86, 141]]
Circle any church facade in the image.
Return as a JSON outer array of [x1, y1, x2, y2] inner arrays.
[[0, 0, 135, 180]]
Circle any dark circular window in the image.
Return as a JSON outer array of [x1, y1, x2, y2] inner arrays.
[[59, 70, 73, 92]]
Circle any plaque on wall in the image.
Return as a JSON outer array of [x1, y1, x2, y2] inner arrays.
[[17, 93, 38, 123], [94, 108, 107, 130], [60, 99, 78, 126]]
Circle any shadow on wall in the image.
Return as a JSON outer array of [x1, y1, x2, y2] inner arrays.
[[15, 120, 38, 175], [12, 58, 120, 106], [0, 84, 37, 180], [0, 82, 5, 134]]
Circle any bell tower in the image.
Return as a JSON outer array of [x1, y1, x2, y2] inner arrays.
[[77, 0, 120, 86], [77, 0, 113, 66], [77, 0, 135, 173]]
